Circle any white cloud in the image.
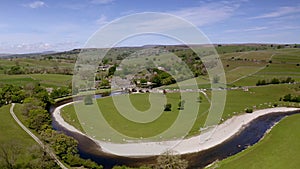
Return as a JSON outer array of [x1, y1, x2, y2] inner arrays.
[[171, 2, 238, 27], [225, 26, 268, 33], [251, 6, 300, 19], [92, 1, 241, 35], [244, 26, 268, 31], [0, 42, 82, 54], [87, 1, 242, 48], [96, 15, 109, 26], [24, 1, 46, 9], [135, 2, 240, 32], [90, 0, 114, 5]]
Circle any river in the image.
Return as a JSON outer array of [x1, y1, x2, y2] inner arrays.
[[50, 94, 300, 169]]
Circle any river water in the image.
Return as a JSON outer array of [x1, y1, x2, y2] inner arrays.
[[50, 94, 300, 169]]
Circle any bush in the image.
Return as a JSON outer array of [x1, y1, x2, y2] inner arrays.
[[245, 108, 253, 113], [282, 94, 300, 103], [164, 103, 172, 111], [84, 95, 93, 105], [197, 96, 203, 103], [178, 100, 185, 110], [283, 94, 292, 102]]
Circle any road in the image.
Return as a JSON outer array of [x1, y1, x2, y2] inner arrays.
[[9, 103, 68, 169]]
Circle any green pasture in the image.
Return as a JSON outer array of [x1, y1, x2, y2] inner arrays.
[[222, 84, 300, 120], [0, 105, 38, 165], [208, 114, 300, 169], [61, 92, 211, 142], [0, 74, 72, 87], [61, 84, 300, 142]]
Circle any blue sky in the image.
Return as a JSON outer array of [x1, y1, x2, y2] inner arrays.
[[0, 0, 300, 53]]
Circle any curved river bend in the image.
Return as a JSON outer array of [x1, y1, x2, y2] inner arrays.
[[50, 95, 300, 169]]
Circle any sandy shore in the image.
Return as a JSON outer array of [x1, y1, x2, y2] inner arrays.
[[53, 102, 300, 156]]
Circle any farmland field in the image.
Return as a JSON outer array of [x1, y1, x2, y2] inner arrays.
[[0, 74, 72, 87]]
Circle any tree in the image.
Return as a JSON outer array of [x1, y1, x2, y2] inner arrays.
[[0, 142, 21, 169], [0, 84, 25, 104], [51, 133, 78, 161], [155, 150, 188, 169], [245, 108, 253, 113], [84, 95, 93, 105], [50, 87, 71, 99], [108, 65, 117, 76], [7, 65, 25, 75], [178, 100, 185, 110], [283, 94, 292, 102], [27, 109, 51, 132], [26, 145, 59, 169], [256, 80, 261, 86], [197, 96, 203, 103], [213, 75, 220, 84], [23, 97, 46, 116], [270, 78, 280, 84], [99, 79, 110, 88], [164, 103, 172, 111]]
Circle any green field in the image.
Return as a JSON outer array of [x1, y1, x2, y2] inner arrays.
[[208, 114, 300, 169], [61, 84, 300, 142], [62, 92, 211, 141], [232, 49, 300, 86], [0, 58, 73, 70], [0, 74, 72, 87], [0, 105, 39, 166], [159, 48, 300, 88]]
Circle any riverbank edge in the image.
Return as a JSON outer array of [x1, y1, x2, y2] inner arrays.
[[52, 102, 300, 157]]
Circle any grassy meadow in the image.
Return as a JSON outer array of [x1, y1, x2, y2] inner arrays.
[[208, 114, 300, 169], [62, 92, 210, 141], [61, 83, 300, 142], [0, 105, 39, 166], [0, 74, 72, 87]]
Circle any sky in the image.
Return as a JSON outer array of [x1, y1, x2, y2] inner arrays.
[[0, 0, 300, 53]]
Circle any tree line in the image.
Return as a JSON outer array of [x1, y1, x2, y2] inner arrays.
[[256, 77, 295, 86]]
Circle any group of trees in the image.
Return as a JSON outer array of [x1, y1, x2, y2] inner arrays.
[[0, 84, 25, 106], [50, 87, 71, 99], [23, 86, 102, 168], [4, 64, 73, 75], [0, 142, 59, 169], [150, 69, 176, 87], [6, 65, 25, 75], [281, 94, 300, 103], [41, 129, 100, 168], [0, 83, 103, 168], [256, 77, 295, 86], [112, 150, 188, 169]]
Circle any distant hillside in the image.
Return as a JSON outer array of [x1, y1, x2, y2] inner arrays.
[[1, 43, 299, 59]]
